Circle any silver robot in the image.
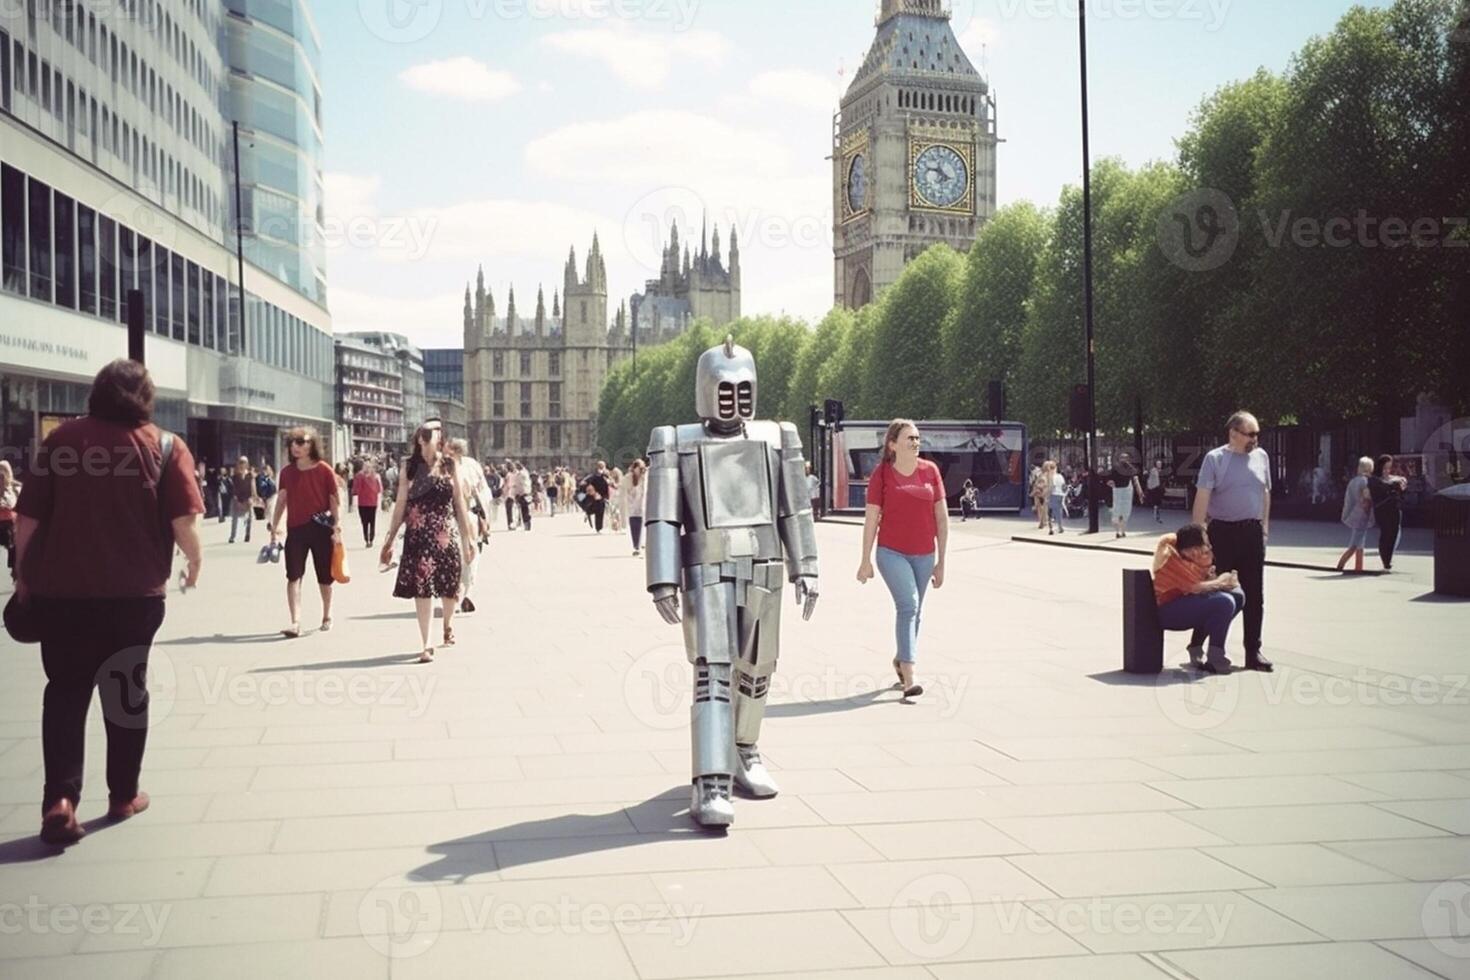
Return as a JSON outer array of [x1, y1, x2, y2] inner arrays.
[[645, 337, 820, 828]]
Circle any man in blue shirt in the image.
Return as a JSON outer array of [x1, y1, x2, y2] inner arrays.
[[1192, 411, 1274, 672]]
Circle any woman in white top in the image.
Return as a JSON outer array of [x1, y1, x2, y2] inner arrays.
[[1045, 460, 1067, 535], [624, 459, 648, 555]]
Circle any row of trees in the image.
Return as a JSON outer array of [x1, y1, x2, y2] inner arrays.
[[600, 0, 1468, 457]]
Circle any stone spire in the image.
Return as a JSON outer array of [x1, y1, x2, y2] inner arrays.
[[506, 286, 518, 335], [564, 246, 579, 296], [535, 285, 546, 336], [729, 225, 741, 286], [878, 0, 949, 24], [552, 289, 561, 318], [711, 225, 722, 270], [463, 285, 472, 332]]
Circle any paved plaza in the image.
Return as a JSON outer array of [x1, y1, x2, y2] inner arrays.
[[0, 511, 1467, 979]]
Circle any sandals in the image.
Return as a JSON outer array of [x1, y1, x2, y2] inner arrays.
[[419, 647, 435, 664], [442, 625, 456, 647], [319, 618, 333, 632], [281, 624, 301, 639]]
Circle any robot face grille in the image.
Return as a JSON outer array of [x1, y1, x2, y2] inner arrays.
[[717, 382, 737, 420], [736, 382, 753, 419]]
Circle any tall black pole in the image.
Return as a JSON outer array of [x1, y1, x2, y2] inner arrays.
[[1079, 0, 1100, 535], [231, 121, 248, 357]]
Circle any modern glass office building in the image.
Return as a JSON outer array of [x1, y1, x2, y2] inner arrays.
[[0, 0, 333, 473]]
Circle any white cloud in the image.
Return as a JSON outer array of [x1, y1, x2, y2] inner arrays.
[[748, 69, 841, 113], [398, 57, 522, 102], [542, 25, 729, 90]]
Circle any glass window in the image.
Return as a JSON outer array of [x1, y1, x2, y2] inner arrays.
[[1, 29, 10, 112], [98, 215, 116, 319], [119, 227, 136, 319], [520, 351, 532, 376], [520, 426, 532, 450], [77, 204, 96, 315], [149, 241, 168, 333], [216, 275, 229, 352], [492, 351, 504, 376], [202, 272, 215, 349], [1, 164, 23, 294], [170, 252, 185, 340], [549, 351, 560, 377], [549, 423, 561, 450], [28, 177, 50, 301], [186, 260, 200, 345]]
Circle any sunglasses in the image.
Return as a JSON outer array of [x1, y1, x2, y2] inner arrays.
[[289, 436, 309, 446]]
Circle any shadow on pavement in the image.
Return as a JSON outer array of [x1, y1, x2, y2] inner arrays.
[[1088, 667, 1213, 687], [155, 632, 285, 646], [767, 689, 889, 718], [409, 789, 718, 883], [1410, 592, 1470, 604], [246, 652, 428, 672], [349, 611, 419, 621], [0, 813, 131, 865]]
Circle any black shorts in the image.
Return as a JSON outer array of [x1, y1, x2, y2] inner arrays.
[[285, 522, 334, 584]]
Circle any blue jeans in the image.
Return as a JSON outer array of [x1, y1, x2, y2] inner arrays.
[[1048, 495, 1066, 527], [875, 546, 936, 664], [1157, 589, 1246, 654]]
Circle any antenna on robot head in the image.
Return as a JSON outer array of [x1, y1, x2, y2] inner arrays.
[[724, 335, 735, 357]]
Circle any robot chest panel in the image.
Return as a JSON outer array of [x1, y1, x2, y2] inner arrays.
[[684, 439, 775, 529]]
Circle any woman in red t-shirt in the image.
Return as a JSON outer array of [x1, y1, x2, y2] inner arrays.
[[856, 419, 949, 699], [267, 427, 341, 638]]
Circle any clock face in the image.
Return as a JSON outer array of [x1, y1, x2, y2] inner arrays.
[[847, 154, 868, 214], [912, 144, 969, 209]]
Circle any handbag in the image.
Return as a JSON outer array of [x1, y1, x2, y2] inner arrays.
[[253, 504, 266, 520], [331, 540, 351, 584]]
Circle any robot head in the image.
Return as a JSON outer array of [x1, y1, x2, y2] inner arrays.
[[695, 336, 757, 426]]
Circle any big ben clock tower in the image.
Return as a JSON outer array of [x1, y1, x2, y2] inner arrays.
[[834, 0, 998, 309]]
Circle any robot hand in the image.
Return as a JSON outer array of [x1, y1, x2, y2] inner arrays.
[[651, 585, 683, 625], [794, 577, 819, 621]]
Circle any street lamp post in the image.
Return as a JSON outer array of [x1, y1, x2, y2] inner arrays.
[[1078, 0, 1101, 535]]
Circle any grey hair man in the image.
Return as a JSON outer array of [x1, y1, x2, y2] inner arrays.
[[1191, 411, 1274, 672], [446, 438, 490, 613]]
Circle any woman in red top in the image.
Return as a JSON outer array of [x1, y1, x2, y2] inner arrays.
[[267, 427, 341, 638], [352, 461, 383, 548], [1151, 523, 1245, 674], [856, 419, 948, 699]]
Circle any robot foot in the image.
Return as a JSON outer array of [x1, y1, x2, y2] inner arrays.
[[690, 776, 735, 827], [734, 744, 780, 799]]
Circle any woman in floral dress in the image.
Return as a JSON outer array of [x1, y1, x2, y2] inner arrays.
[[380, 421, 477, 662]]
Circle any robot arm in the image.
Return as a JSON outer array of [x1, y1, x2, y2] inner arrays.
[[776, 423, 819, 619], [645, 425, 683, 624]]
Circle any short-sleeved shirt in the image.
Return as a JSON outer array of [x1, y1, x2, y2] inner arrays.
[[1108, 468, 1136, 490], [278, 460, 338, 529], [352, 472, 382, 507], [16, 417, 203, 598], [806, 474, 820, 499], [1197, 446, 1271, 522], [1154, 553, 1210, 606], [868, 459, 944, 556]]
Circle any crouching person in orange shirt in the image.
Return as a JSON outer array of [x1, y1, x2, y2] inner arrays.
[[1152, 523, 1247, 674]]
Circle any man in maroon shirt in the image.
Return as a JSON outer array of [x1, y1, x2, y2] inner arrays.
[[13, 359, 204, 845], [267, 426, 342, 637]]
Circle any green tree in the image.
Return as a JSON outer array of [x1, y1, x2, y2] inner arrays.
[[818, 301, 880, 418], [783, 306, 854, 422], [865, 244, 963, 419], [941, 202, 1049, 418]]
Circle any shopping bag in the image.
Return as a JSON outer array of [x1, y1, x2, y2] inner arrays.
[[331, 540, 351, 584]]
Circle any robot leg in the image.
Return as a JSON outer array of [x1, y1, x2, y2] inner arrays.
[[682, 565, 738, 827], [733, 562, 784, 798]]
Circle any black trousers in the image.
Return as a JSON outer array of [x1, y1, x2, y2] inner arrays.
[[516, 494, 532, 529], [359, 504, 377, 544], [590, 500, 606, 532], [36, 596, 166, 809], [1204, 518, 1265, 655], [1378, 509, 1402, 568]]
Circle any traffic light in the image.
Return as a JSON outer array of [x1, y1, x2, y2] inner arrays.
[[824, 399, 845, 426], [1069, 384, 1091, 431], [987, 380, 1005, 421]]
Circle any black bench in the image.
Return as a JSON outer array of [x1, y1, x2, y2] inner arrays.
[[1122, 568, 1165, 674]]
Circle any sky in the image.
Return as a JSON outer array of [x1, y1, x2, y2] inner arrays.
[[313, 0, 1388, 349]]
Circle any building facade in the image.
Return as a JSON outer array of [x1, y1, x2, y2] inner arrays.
[[223, 0, 328, 305], [423, 347, 463, 401], [629, 219, 741, 344], [0, 0, 334, 476], [428, 396, 466, 445], [833, 0, 999, 309], [335, 335, 404, 459], [341, 331, 425, 438], [462, 235, 631, 471]]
